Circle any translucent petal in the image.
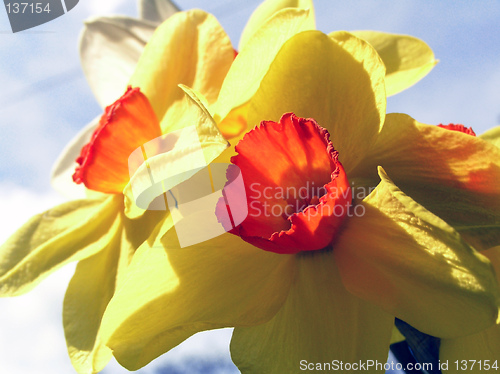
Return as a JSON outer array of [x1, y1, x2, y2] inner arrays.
[[239, 0, 315, 51], [480, 125, 500, 149], [0, 196, 120, 296], [439, 247, 500, 372], [80, 16, 156, 107], [352, 31, 437, 96], [63, 209, 166, 373]]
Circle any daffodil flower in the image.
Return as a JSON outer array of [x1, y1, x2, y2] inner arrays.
[[0, 1, 448, 374], [0, 7, 235, 373], [212, 22, 499, 251], [95, 30, 500, 373]]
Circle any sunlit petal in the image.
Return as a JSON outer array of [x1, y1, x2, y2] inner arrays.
[[352, 31, 437, 96], [129, 10, 234, 127], [215, 7, 313, 122], [0, 196, 120, 296], [63, 221, 121, 374], [238, 0, 315, 51], [481, 125, 500, 148], [63, 209, 166, 373]]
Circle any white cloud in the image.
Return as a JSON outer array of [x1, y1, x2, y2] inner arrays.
[[82, 0, 134, 16], [0, 264, 76, 374]]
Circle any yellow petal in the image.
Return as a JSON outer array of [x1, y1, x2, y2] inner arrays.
[[480, 125, 500, 148], [215, 7, 313, 122], [123, 87, 228, 219], [350, 113, 500, 250], [0, 196, 120, 296], [63, 209, 166, 374], [352, 31, 437, 96], [440, 327, 500, 374], [100, 222, 296, 370], [129, 9, 234, 127], [231, 250, 393, 373], [334, 167, 500, 338], [249, 31, 386, 173], [440, 247, 500, 373], [238, 0, 315, 51]]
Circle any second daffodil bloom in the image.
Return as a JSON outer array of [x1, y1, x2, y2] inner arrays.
[[434, 125, 500, 374], [94, 30, 500, 373]]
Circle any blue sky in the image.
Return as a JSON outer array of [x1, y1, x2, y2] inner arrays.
[[0, 1, 499, 373]]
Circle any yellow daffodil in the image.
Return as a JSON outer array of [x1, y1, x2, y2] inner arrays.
[[0, 1, 450, 373], [94, 29, 500, 373], [0, 7, 235, 373]]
